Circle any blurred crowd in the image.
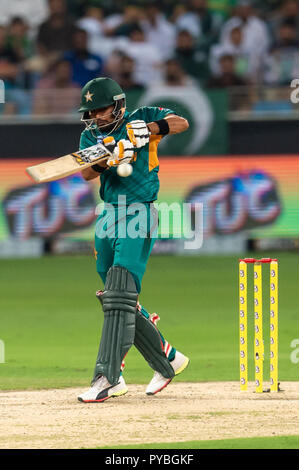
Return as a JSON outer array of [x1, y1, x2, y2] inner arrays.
[[0, 0, 299, 114]]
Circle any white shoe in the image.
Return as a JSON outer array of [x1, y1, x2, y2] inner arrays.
[[146, 351, 190, 395], [78, 375, 128, 403]]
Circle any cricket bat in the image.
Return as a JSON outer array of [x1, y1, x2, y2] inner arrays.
[[26, 142, 112, 183]]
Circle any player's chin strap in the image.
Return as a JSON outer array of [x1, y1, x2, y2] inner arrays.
[[81, 98, 126, 137]]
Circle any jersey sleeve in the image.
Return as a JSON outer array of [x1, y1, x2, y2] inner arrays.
[[137, 106, 177, 123]]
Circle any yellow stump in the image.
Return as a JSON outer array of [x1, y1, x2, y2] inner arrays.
[[270, 260, 278, 391], [239, 261, 248, 391], [254, 262, 263, 393]]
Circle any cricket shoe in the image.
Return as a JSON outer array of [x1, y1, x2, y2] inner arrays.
[[78, 375, 128, 403], [146, 351, 190, 395]]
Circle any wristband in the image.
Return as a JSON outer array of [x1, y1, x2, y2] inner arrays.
[[154, 118, 170, 135], [91, 163, 106, 173]]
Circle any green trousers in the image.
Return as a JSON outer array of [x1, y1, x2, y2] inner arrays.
[[95, 203, 157, 293], [94, 202, 176, 363]]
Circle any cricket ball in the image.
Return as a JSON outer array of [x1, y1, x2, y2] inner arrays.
[[117, 163, 133, 177]]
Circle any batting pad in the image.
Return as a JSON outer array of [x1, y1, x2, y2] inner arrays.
[[134, 311, 175, 379], [93, 266, 138, 386]]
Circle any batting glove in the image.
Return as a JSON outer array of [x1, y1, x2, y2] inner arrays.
[[102, 136, 117, 155], [106, 139, 135, 167], [126, 120, 150, 148]]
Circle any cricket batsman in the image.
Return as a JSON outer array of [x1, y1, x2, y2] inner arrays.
[[77, 77, 190, 403]]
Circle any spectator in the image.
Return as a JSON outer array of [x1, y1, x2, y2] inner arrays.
[[116, 24, 163, 86], [37, 0, 76, 54], [66, 0, 94, 18], [170, 3, 188, 24], [207, 0, 237, 20], [107, 51, 145, 91], [6, 17, 35, 90], [175, 0, 224, 48], [76, 6, 105, 43], [207, 53, 249, 86], [27, 0, 75, 87], [0, 0, 49, 36], [0, 25, 32, 115], [268, 0, 299, 42], [6, 18, 33, 62], [63, 28, 104, 87], [104, 4, 145, 37], [210, 23, 266, 82], [174, 29, 210, 83], [254, 0, 283, 16], [33, 58, 81, 114], [76, 5, 119, 59], [140, 2, 176, 60], [0, 26, 20, 87], [207, 52, 251, 112], [220, 0, 271, 55], [264, 19, 299, 84], [162, 58, 196, 87]]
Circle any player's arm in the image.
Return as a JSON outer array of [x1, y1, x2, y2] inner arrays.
[[126, 114, 189, 148], [79, 131, 107, 181], [81, 160, 108, 181], [80, 135, 114, 181], [147, 114, 189, 135]]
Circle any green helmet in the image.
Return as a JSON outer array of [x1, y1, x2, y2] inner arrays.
[[79, 77, 126, 133]]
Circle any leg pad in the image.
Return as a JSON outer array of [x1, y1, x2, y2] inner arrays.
[[134, 310, 175, 379], [92, 266, 138, 385]]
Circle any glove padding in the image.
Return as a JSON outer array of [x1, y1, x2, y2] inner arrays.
[[126, 120, 150, 148], [106, 139, 134, 167]]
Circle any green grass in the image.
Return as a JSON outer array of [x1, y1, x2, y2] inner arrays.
[[0, 253, 298, 389], [101, 435, 299, 449]]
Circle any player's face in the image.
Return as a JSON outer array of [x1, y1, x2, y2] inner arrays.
[[90, 105, 115, 127]]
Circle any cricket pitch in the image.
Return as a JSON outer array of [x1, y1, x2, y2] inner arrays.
[[1, 381, 299, 449]]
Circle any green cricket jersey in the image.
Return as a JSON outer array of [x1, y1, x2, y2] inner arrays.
[[79, 106, 175, 204]]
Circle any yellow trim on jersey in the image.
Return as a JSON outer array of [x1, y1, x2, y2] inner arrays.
[[149, 135, 162, 172]]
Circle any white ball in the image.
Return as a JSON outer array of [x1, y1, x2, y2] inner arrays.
[[117, 163, 133, 177]]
